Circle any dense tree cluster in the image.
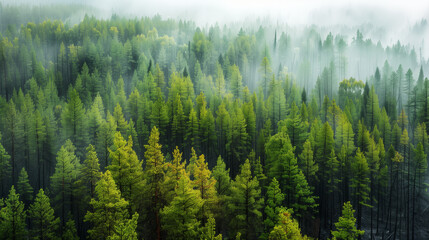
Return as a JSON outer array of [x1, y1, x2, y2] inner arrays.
[[1, 4, 429, 239]]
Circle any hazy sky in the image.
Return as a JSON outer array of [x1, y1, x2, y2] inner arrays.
[[3, 0, 429, 57], [94, 0, 429, 26]]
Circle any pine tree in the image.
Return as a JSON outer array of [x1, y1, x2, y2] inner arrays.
[[84, 170, 129, 239], [164, 147, 186, 203], [230, 65, 243, 99], [62, 218, 79, 240], [411, 143, 427, 239], [212, 156, 231, 196], [34, 110, 46, 190], [263, 178, 285, 239], [201, 216, 223, 240], [4, 100, 19, 184], [76, 144, 100, 201], [331, 201, 364, 240], [16, 167, 33, 204], [228, 159, 263, 240], [285, 101, 308, 154], [351, 149, 370, 230], [193, 154, 218, 223], [0, 186, 27, 239], [268, 210, 307, 240], [215, 63, 226, 98], [216, 102, 230, 161], [259, 56, 272, 98], [50, 140, 81, 225], [144, 126, 166, 240], [107, 132, 144, 208], [0, 132, 11, 196], [107, 212, 139, 240], [186, 108, 199, 152], [61, 89, 87, 157], [298, 140, 318, 185], [161, 168, 202, 240], [200, 103, 217, 161], [365, 86, 381, 130], [29, 189, 60, 240], [113, 103, 128, 137]]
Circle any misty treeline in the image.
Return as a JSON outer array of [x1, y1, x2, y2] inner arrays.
[[1, 5, 429, 240]]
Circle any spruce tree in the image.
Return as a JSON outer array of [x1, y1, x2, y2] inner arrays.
[[107, 213, 139, 240], [351, 149, 370, 231], [16, 167, 33, 204], [0, 186, 27, 239], [228, 159, 263, 240], [107, 132, 144, 208], [161, 169, 203, 240], [268, 209, 307, 240], [331, 201, 364, 240], [84, 170, 129, 239], [0, 132, 11, 196], [263, 178, 285, 239], [144, 126, 166, 240], [76, 144, 101, 202], [50, 140, 81, 226], [193, 154, 218, 223], [29, 189, 60, 240]]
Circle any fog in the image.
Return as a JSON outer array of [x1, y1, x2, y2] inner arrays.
[[3, 0, 429, 58]]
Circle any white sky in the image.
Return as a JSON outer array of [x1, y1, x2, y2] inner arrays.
[[96, 0, 429, 26]]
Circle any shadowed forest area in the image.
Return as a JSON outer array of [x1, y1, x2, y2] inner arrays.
[[1, 1, 429, 240]]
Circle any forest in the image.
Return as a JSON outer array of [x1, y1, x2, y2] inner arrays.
[[1, 1, 429, 240]]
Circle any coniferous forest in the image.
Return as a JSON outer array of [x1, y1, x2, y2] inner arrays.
[[1, 1, 429, 239]]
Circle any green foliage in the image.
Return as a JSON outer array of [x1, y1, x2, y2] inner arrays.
[[16, 167, 33, 203], [228, 159, 263, 240], [161, 169, 202, 240], [107, 212, 139, 240], [50, 140, 81, 223], [76, 144, 101, 202], [107, 132, 144, 207], [29, 189, 60, 240], [331, 201, 364, 240], [0, 186, 27, 239], [268, 209, 308, 240], [0, 132, 11, 195], [263, 178, 285, 239], [84, 170, 129, 239]]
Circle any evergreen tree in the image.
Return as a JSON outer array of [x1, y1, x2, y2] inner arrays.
[[75, 144, 100, 202], [298, 140, 318, 185], [0, 186, 27, 239], [0, 132, 11, 196], [228, 159, 263, 240], [144, 126, 166, 240], [164, 147, 186, 203], [107, 213, 139, 240], [84, 170, 129, 239], [96, 114, 116, 168], [161, 169, 203, 240], [193, 154, 218, 223], [29, 189, 60, 240], [107, 132, 144, 208], [268, 210, 307, 240], [285, 101, 308, 154], [259, 57, 272, 98], [331, 201, 364, 240], [50, 140, 81, 226], [61, 89, 87, 157], [263, 178, 285, 239], [62, 219, 79, 240], [351, 149, 370, 230], [230, 65, 243, 99], [16, 167, 33, 204]]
